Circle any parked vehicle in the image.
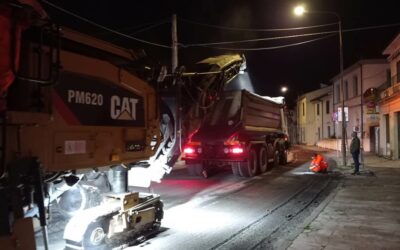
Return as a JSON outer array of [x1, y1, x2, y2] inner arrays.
[[183, 90, 290, 177]]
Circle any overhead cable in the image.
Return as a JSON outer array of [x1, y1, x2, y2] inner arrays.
[[199, 34, 335, 51], [42, 0, 171, 49], [182, 30, 337, 47], [181, 22, 400, 47], [179, 17, 339, 32], [96, 18, 170, 36]]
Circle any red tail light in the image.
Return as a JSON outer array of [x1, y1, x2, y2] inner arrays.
[[231, 147, 244, 154], [183, 147, 195, 154]]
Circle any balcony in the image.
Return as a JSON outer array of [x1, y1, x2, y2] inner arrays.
[[381, 76, 400, 100]]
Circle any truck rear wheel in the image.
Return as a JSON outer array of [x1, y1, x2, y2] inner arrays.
[[187, 163, 203, 176], [273, 150, 280, 168], [280, 149, 288, 165], [231, 162, 240, 176], [238, 148, 258, 177], [258, 146, 268, 173]]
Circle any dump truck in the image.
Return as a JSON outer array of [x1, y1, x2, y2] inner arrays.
[[182, 90, 290, 177]]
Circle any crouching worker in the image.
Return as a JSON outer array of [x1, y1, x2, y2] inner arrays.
[[309, 153, 328, 173]]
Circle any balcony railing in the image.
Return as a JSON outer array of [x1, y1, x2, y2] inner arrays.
[[381, 81, 400, 99]]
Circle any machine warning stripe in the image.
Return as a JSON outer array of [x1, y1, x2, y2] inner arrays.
[[52, 91, 81, 125]]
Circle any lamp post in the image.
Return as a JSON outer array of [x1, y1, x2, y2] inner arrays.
[[294, 5, 347, 166]]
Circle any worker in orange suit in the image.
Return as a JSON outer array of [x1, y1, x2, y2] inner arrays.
[[309, 153, 328, 173]]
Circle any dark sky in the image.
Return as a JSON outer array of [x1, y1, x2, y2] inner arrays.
[[43, 0, 400, 105]]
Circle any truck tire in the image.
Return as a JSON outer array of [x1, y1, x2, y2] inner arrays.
[[280, 149, 288, 165], [273, 150, 280, 168], [231, 162, 240, 176], [258, 146, 268, 173], [238, 148, 258, 177], [187, 163, 203, 176]]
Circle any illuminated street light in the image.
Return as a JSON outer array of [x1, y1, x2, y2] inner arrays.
[[293, 5, 305, 16], [281, 86, 288, 93], [293, 5, 347, 166]]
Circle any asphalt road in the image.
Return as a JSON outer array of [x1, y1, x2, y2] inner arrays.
[[127, 147, 341, 250], [36, 146, 341, 250]]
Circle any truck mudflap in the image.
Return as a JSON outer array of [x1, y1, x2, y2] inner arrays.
[[64, 193, 163, 250]]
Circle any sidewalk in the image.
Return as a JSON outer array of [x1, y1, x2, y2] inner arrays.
[[288, 146, 400, 250]]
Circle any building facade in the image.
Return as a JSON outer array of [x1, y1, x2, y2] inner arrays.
[[297, 85, 333, 145], [380, 34, 400, 159], [332, 60, 389, 153]]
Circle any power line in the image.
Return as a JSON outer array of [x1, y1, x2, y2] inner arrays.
[[343, 22, 400, 33], [95, 18, 170, 36], [182, 30, 337, 47], [128, 19, 170, 35], [182, 22, 400, 47], [42, 0, 171, 49], [179, 17, 338, 32], [198, 34, 335, 51], [110, 19, 170, 42]]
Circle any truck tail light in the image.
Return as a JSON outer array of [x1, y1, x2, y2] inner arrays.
[[231, 146, 244, 154], [183, 141, 202, 156], [183, 147, 195, 154]]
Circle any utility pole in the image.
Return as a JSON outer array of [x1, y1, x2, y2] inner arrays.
[[171, 14, 178, 73], [339, 20, 347, 166], [360, 65, 364, 166], [171, 14, 182, 152]]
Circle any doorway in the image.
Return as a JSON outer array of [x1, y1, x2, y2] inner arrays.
[[370, 126, 379, 155], [397, 112, 400, 157]]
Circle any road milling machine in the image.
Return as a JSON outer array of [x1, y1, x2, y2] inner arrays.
[[0, 0, 246, 249], [0, 1, 166, 249]]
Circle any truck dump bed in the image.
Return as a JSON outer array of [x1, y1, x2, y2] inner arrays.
[[193, 90, 283, 141]]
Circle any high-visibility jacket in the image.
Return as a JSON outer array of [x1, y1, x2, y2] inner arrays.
[[310, 154, 328, 173]]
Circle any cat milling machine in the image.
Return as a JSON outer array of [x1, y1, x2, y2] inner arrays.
[[0, 0, 176, 249]]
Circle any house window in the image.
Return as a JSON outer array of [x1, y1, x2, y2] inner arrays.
[[326, 100, 330, 114], [302, 102, 305, 116], [397, 61, 400, 83], [317, 103, 320, 116], [353, 76, 358, 97], [327, 126, 331, 137], [344, 80, 349, 100], [336, 84, 340, 103], [318, 127, 321, 140], [387, 69, 391, 85], [385, 114, 390, 143]]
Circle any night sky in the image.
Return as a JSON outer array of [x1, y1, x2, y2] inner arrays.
[[43, 0, 400, 106]]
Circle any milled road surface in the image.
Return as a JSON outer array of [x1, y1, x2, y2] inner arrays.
[[36, 146, 341, 250], [127, 147, 341, 250]]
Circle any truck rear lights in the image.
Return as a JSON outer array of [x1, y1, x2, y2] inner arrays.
[[183, 146, 202, 155], [231, 147, 244, 154], [183, 147, 195, 154]]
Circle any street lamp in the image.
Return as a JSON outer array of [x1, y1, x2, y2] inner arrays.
[[293, 4, 347, 166], [281, 86, 288, 94]]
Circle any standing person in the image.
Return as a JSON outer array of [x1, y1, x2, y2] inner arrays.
[[350, 131, 361, 175]]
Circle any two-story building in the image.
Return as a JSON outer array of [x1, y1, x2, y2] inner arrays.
[[380, 33, 400, 159], [297, 84, 333, 145], [332, 59, 389, 153]]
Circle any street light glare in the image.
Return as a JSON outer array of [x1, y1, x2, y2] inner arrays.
[[281, 86, 288, 93], [294, 5, 305, 16]]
